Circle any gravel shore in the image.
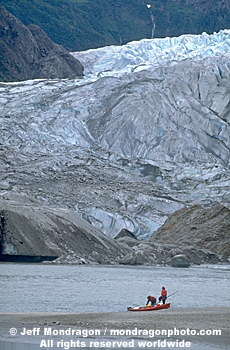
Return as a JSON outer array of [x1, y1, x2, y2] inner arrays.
[[0, 307, 229, 349]]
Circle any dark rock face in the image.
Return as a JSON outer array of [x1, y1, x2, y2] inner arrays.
[[114, 228, 137, 240], [0, 194, 125, 264], [0, 6, 83, 82], [150, 203, 230, 261]]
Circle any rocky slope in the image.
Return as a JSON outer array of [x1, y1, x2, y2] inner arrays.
[[150, 203, 230, 260], [0, 192, 225, 265], [0, 193, 126, 264], [0, 6, 83, 82], [183, 0, 230, 14], [2, 0, 230, 51]]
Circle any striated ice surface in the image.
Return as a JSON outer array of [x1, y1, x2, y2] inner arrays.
[[72, 29, 230, 77], [0, 30, 230, 238]]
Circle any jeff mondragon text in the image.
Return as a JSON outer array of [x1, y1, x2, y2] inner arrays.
[[20, 327, 222, 337]]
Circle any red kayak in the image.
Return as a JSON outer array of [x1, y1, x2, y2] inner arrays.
[[127, 303, 170, 312]]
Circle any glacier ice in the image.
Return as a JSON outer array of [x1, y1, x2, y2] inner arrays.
[[0, 30, 230, 238], [72, 29, 230, 78]]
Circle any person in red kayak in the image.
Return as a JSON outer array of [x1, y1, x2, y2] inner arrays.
[[159, 286, 167, 304], [146, 295, 157, 306]]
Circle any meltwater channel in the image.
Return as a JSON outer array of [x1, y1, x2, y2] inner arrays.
[[0, 263, 230, 312]]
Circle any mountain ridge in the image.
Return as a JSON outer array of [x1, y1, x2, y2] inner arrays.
[[0, 6, 83, 82], [1, 0, 230, 51]]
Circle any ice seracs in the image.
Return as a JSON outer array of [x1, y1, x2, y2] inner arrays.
[[72, 29, 230, 78], [0, 30, 230, 240]]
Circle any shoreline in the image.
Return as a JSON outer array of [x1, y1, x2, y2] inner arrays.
[[0, 308, 229, 348], [1, 307, 229, 328]]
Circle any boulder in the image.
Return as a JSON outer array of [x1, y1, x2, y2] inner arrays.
[[170, 254, 190, 268]]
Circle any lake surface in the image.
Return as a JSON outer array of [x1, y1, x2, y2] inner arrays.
[[0, 263, 230, 312], [0, 263, 230, 350]]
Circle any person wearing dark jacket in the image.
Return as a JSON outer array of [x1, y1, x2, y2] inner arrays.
[[146, 295, 157, 306]]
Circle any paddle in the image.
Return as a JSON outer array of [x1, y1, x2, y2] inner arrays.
[[158, 290, 179, 304], [167, 290, 179, 298], [149, 290, 178, 304]]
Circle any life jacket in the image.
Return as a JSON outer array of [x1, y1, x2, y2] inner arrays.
[[161, 289, 167, 299]]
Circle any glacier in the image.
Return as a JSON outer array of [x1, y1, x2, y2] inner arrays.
[[72, 29, 230, 77], [0, 30, 230, 239]]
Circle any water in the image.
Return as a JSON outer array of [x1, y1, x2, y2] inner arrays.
[[0, 263, 229, 350], [0, 263, 230, 312]]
